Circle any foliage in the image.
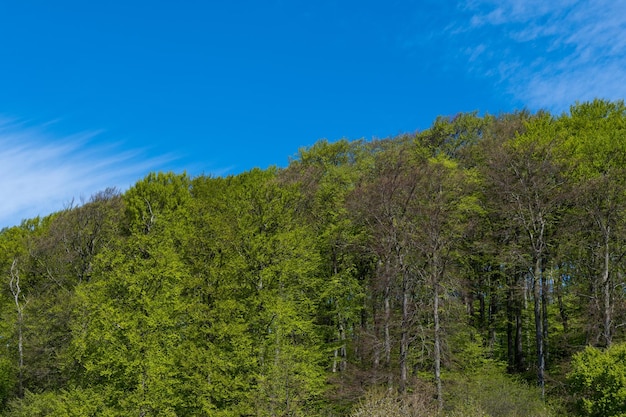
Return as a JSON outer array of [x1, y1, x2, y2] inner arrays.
[[3, 388, 111, 417], [2, 101, 626, 415], [568, 343, 626, 417]]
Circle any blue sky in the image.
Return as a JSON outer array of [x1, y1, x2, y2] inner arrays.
[[1, 0, 625, 227]]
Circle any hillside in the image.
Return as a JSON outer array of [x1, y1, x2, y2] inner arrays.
[[1, 99, 626, 416]]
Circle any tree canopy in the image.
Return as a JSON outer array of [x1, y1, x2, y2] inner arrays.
[[1, 100, 626, 416]]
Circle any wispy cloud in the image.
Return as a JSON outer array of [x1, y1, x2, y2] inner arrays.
[[451, 0, 626, 111], [0, 119, 174, 228]]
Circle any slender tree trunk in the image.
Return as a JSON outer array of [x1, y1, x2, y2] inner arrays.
[[542, 273, 549, 369], [332, 319, 347, 373], [382, 275, 393, 389], [433, 275, 443, 412], [466, 289, 474, 325], [511, 273, 525, 372], [9, 259, 24, 398], [602, 230, 612, 347], [359, 304, 367, 366], [339, 321, 347, 372], [555, 272, 568, 333], [506, 283, 514, 371], [488, 289, 497, 349], [508, 273, 524, 372], [533, 256, 545, 398], [383, 284, 391, 368], [399, 268, 409, 392], [515, 307, 524, 372], [479, 291, 486, 329], [372, 296, 380, 369]]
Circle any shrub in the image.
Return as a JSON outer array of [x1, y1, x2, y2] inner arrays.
[[445, 361, 552, 417], [568, 343, 626, 417], [349, 383, 437, 417]]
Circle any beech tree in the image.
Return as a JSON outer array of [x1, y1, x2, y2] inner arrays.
[[69, 173, 197, 415], [562, 100, 626, 347], [480, 112, 568, 396], [286, 139, 367, 377], [348, 133, 480, 409], [348, 137, 420, 389]]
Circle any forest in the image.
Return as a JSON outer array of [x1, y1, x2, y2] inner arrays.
[[1, 99, 626, 416]]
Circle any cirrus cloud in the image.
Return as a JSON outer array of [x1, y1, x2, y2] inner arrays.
[[453, 0, 626, 111], [0, 118, 174, 228]]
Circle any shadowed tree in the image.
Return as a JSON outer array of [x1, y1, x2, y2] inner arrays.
[[480, 112, 568, 396]]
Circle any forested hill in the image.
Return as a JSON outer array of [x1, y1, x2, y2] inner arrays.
[[2, 99, 626, 416]]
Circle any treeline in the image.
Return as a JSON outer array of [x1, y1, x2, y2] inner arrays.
[[1, 99, 626, 416]]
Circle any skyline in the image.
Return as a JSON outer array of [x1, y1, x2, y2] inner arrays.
[[1, 0, 625, 227]]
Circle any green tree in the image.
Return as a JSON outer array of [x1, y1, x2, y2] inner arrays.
[[229, 169, 328, 416], [561, 99, 626, 347], [190, 169, 331, 416], [17, 190, 123, 394], [70, 173, 198, 415], [0, 223, 33, 402], [286, 139, 367, 378]]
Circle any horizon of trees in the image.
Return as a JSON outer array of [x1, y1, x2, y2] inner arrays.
[[1, 99, 626, 416]]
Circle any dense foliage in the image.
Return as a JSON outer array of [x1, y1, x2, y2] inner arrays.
[[1, 99, 626, 416]]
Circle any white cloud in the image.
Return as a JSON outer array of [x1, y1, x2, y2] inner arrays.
[[454, 0, 626, 111], [0, 119, 174, 228]]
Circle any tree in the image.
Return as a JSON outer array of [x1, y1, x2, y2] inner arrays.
[[17, 190, 123, 393], [480, 112, 568, 396], [464, 111, 532, 372], [191, 169, 331, 416], [562, 99, 626, 347], [347, 137, 421, 390], [406, 150, 482, 409], [0, 219, 46, 400], [69, 173, 198, 415], [285, 139, 367, 378], [8, 260, 25, 398], [348, 134, 480, 409], [231, 170, 328, 416]]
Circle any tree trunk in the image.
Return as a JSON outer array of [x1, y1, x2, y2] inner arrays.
[[466, 289, 474, 325], [555, 272, 568, 333], [332, 319, 347, 373], [372, 297, 380, 369], [515, 307, 524, 372], [488, 289, 497, 349], [339, 321, 347, 372], [542, 273, 549, 369], [479, 291, 486, 329], [602, 230, 612, 347], [383, 284, 391, 369], [512, 273, 524, 372], [533, 256, 545, 398], [506, 282, 514, 371], [382, 278, 392, 389], [9, 259, 24, 398], [433, 274, 443, 411], [399, 269, 409, 392]]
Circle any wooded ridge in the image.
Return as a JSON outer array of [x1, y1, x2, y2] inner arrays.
[[1, 99, 626, 416]]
